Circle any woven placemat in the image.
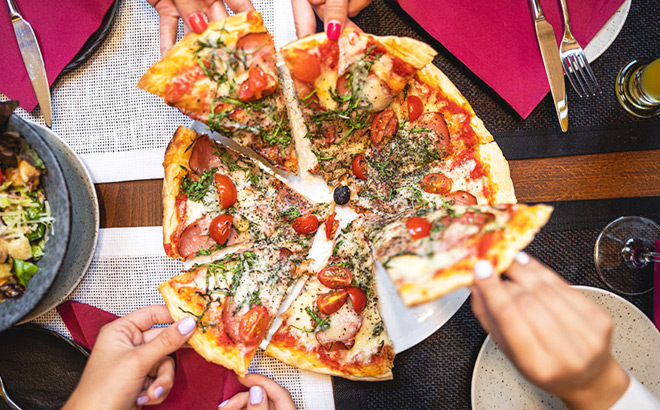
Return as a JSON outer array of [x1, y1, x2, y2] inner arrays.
[[347, 0, 660, 159], [333, 196, 659, 409]]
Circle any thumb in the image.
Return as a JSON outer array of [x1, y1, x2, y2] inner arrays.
[[323, 0, 348, 41], [136, 316, 197, 367]]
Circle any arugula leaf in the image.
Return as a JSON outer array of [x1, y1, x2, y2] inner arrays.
[[180, 168, 217, 201]]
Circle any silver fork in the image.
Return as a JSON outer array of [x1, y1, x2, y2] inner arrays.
[[0, 374, 22, 410], [558, 0, 601, 97]]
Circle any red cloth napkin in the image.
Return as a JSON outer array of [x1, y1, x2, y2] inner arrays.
[[397, 0, 626, 118], [654, 240, 659, 332], [57, 300, 247, 409], [0, 0, 116, 112]]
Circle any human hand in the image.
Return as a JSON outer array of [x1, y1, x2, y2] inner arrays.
[[146, 0, 256, 56], [218, 373, 296, 410], [470, 253, 630, 410], [291, 0, 371, 40], [62, 305, 197, 410]]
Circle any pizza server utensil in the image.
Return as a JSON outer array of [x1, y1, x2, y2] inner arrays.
[[529, 0, 568, 132], [6, 0, 53, 128]]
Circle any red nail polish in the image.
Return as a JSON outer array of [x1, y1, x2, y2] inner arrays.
[[189, 13, 207, 34], [326, 20, 341, 41]]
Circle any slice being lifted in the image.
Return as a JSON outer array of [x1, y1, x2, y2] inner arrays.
[[138, 11, 297, 173], [159, 242, 307, 376], [266, 217, 395, 381], [163, 126, 331, 261], [369, 204, 553, 306]]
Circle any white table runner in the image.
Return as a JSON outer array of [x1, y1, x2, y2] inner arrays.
[[2, 0, 298, 183], [32, 226, 335, 410]]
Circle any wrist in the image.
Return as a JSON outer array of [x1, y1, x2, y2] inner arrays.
[[560, 357, 630, 410]]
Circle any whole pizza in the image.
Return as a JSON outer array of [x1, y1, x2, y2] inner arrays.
[[140, 11, 552, 379]]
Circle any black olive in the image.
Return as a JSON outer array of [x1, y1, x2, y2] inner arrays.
[[333, 186, 351, 205]]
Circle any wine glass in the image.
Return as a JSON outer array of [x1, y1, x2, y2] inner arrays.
[[615, 57, 660, 118], [594, 216, 660, 295]]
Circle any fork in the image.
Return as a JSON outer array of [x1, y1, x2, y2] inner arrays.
[[0, 374, 22, 410], [558, 0, 601, 97]]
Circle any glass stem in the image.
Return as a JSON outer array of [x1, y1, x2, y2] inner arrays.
[[635, 249, 660, 265]]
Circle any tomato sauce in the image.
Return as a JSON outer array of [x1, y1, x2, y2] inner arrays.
[[165, 64, 205, 104], [318, 40, 339, 70], [169, 193, 188, 252]]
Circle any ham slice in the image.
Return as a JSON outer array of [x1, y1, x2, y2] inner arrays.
[[315, 301, 362, 350], [178, 216, 217, 259], [189, 135, 227, 175]]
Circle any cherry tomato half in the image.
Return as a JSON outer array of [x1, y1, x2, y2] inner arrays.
[[347, 287, 366, 314], [352, 154, 368, 181], [370, 110, 399, 146], [406, 217, 432, 240], [290, 50, 321, 82], [318, 265, 352, 289], [238, 65, 277, 102], [325, 212, 339, 240], [238, 305, 269, 346], [317, 289, 348, 315], [407, 95, 424, 122], [209, 214, 233, 244], [445, 190, 478, 205], [420, 173, 452, 195], [215, 174, 237, 209], [293, 214, 319, 235]]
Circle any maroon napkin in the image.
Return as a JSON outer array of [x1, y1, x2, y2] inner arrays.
[[654, 240, 659, 332], [57, 300, 247, 408], [396, 0, 626, 118], [0, 0, 116, 112]]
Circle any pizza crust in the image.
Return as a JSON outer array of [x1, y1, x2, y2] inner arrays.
[[478, 142, 517, 204]]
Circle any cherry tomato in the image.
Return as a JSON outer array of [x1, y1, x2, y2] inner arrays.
[[318, 39, 339, 69], [238, 305, 269, 346], [318, 265, 352, 289], [406, 217, 432, 240], [407, 95, 424, 122], [0, 168, 3, 182], [317, 289, 348, 315], [214, 174, 237, 209], [370, 110, 399, 146], [209, 214, 233, 244], [292, 214, 319, 235], [347, 287, 366, 314], [445, 190, 478, 205], [290, 50, 321, 82], [325, 212, 339, 240], [420, 172, 452, 195], [336, 73, 350, 96], [238, 65, 277, 102], [352, 154, 368, 181]]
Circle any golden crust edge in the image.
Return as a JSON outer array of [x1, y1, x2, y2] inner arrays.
[[398, 204, 553, 306], [479, 142, 517, 205], [158, 280, 250, 376]]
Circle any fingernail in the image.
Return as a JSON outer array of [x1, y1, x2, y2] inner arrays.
[[154, 386, 164, 399], [474, 260, 494, 279], [137, 395, 149, 405], [326, 20, 341, 41], [516, 251, 530, 265], [178, 316, 197, 335], [249, 386, 263, 405], [189, 12, 207, 34], [218, 399, 230, 408]]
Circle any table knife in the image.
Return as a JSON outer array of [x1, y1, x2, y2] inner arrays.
[[529, 0, 568, 132], [6, 0, 52, 128]]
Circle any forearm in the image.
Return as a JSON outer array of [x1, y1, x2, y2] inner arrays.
[[561, 358, 630, 410]]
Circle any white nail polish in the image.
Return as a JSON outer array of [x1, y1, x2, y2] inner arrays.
[[474, 260, 494, 279], [516, 251, 530, 265], [218, 399, 229, 408]]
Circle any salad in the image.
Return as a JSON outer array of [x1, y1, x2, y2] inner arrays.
[[0, 129, 53, 302]]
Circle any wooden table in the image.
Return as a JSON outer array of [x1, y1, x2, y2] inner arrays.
[[97, 149, 660, 228]]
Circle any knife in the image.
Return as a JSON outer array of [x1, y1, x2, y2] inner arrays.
[[529, 0, 568, 132], [6, 0, 52, 128]]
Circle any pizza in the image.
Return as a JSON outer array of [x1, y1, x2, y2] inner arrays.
[[162, 126, 331, 261], [159, 242, 309, 376], [265, 216, 395, 380], [138, 12, 297, 173], [369, 204, 553, 306]]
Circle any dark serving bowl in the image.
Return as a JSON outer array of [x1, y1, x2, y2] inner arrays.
[[0, 115, 71, 331]]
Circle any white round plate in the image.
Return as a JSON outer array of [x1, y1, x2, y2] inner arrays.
[[584, 0, 631, 63], [471, 286, 660, 409]]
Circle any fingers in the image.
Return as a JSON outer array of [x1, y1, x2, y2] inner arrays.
[[224, 0, 255, 13], [123, 305, 174, 332], [292, 0, 317, 39], [172, 0, 207, 32], [134, 316, 196, 369], [347, 0, 371, 17], [240, 374, 295, 409], [322, 0, 348, 40], [205, 0, 229, 20], [136, 357, 176, 406]]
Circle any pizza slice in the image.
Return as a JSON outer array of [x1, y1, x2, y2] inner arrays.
[[265, 217, 395, 380], [163, 126, 331, 261], [159, 242, 309, 376], [138, 11, 297, 173], [281, 30, 436, 182], [369, 204, 553, 306]]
